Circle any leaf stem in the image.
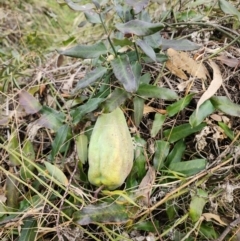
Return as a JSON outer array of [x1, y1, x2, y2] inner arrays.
[[133, 41, 140, 62], [98, 12, 118, 57], [167, 22, 240, 43]]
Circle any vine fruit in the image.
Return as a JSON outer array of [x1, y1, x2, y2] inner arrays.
[[88, 107, 134, 190]]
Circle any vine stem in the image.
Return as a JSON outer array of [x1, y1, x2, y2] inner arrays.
[[167, 21, 240, 43], [98, 12, 118, 57]]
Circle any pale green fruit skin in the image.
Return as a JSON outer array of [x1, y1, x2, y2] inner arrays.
[[88, 107, 134, 190]]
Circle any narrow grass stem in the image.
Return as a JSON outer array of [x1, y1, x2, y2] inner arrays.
[[167, 22, 240, 43], [99, 12, 117, 57], [203, 35, 240, 61]]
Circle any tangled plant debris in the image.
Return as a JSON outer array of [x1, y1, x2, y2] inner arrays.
[[0, 0, 240, 240]]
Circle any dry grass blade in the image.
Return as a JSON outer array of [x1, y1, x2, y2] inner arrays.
[[196, 60, 222, 112]]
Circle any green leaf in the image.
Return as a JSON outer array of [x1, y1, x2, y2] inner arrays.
[[19, 195, 42, 211], [169, 159, 207, 176], [200, 223, 218, 239], [153, 140, 170, 171], [166, 200, 178, 221], [44, 161, 68, 186], [164, 123, 206, 143], [76, 134, 88, 164], [84, 10, 101, 23], [71, 98, 104, 124], [210, 96, 240, 117], [133, 96, 145, 127], [126, 50, 139, 62], [111, 55, 138, 92], [94, 74, 111, 98], [218, 122, 235, 140], [126, 0, 149, 14], [189, 100, 215, 127], [20, 165, 34, 181], [166, 139, 186, 166], [176, 9, 203, 22], [150, 113, 166, 138], [189, 189, 208, 222], [140, 73, 151, 84], [219, 0, 240, 20], [0, 202, 6, 218], [136, 39, 156, 62], [113, 38, 133, 47], [64, 1, 94, 11], [102, 88, 130, 113], [144, 32, 162, 48], [134, 135, 147, 159], [6, 175, 19, 209], [115, 20, 164, 36], [126, 170, 138, 189], [137, 83, 178, 100], [20, 139, 36, 180], [133, 220, 160, 232], [145, 33, 201, 51], [103, 190, 139, 207], [92, 0, 101, 9], [73, 67, 107, 93], [142, 53, 168, 63], [73, 202, 130, 225], [115, 4, 133, 22], [132, 61, 142, 84], [8, 132, 20, 166], [50, 124, 70, 160], [18, 218, 38, 241], [138, 9, 152, 22], [38, 106, 65, 132], [58, 42, 108, 59], [167, 93, 194, 117], [22, 139, 35, 161], [161, 38, 201, 51], [19, 90, 42, 114], [134, 153, 146, 180]]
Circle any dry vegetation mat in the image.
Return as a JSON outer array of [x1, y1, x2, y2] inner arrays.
[[1, 0, 240, 240]]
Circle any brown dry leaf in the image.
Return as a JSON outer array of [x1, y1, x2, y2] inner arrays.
[[166, 60, 188, 80], [0, 194, 6, 203], [136, 166, 155, 206], [39, 84, 46, 96], [196, 60, 222, 112], [166, 48, 208, 80], [57, 54, 64, 67], [143, 105, 166, 115], [19, 90, 42, 114], [210, 114, 222, 122], [202, 213, 227, 226], [177, 79, 193, 91], [216, 55, 240, 68], [62, 74, 75, 92]]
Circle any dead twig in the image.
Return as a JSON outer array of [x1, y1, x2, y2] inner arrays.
[[214, 215, 240, 241]]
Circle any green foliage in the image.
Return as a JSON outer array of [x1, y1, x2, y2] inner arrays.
[[189, 189, 208, 222], [59, 0, 180, 100]]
